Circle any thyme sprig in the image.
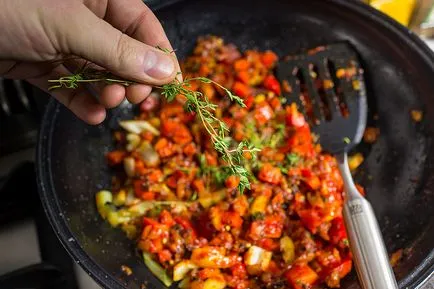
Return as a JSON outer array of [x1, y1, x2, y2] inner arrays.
[[48, 68, 259, 193], [158, 77, 260, 193]]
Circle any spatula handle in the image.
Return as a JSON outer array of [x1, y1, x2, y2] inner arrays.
[[338, 154, 398, 289], [343, 198, 398, 289]]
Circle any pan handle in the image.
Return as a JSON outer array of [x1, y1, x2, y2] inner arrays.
[[338, 153, 399, 289]]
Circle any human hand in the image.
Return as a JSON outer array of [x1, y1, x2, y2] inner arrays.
[[0, 0, 180, 124]]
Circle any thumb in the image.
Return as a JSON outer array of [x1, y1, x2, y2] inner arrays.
[[56, 4, 177, 85]]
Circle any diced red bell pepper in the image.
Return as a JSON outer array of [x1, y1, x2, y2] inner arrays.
[[329, 217, 348, 245], [285, 264, 319, 289], [263, 75, 281, 95]]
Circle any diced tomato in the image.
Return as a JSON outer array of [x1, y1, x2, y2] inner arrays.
[[225, 175, 240, 190], [199, 64, 211, 76], [147, 169, 163, 183], [200, 82, 216, 99], [166, 175, 178, 189], [167, 170, 186, 189], [285, 264, 319, 289], [284, 125, 314, 157], [232, 81, 251, 98], [205, 151, 218, 166], [304, 175, 321, 190], [161, 119, 193, 145], [140, 191, 156, 200], [256, 238, 280, 251], [237, 70, 250, 84], [143, 217, 159, 227], [232, 195, 249, 216], [234, 59, 250, 71], [261, 51, 278, 69], [334, 259, 352, 279], [133, 179, 151, 198], [222, 211, 243, 228], [154, 138, 176, 158], [321, 259, 352, 287], [269, 97, 281, 110], [192, 178, 206, 194], [263, 75, 281, 95], [254, 104, 274, 125], [263, 215, 284, 238], [249, 215, 283, 240], [231, 263, 247, 279], [158, 249, 172, 263], [159, 210, 175, 227], [106, 151, 126, 166], [175, 217, 196, 237], [298, 209, 323, 233], [329, 217, 348, 245], [258, 163, 282, 185], [160, 102, 184, 120], [286, 103, 306, 128], [197, 268, 218, 280], [183, 142, 197, 156], [316, 248, 341, 269]]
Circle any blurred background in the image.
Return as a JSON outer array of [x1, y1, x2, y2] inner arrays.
[[365, 0, 434, 39]]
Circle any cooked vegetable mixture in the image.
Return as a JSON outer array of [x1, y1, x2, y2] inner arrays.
[[96, 36, 354, 289]]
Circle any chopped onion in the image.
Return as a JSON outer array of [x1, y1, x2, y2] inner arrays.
[[119, 120, 160, 135], [126, 133, 141, 151], [123, 157, 135, 177], [137, 142, 160, 167]]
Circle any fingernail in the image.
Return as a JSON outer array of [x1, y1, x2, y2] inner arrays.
[[143, 50, 175, 79]]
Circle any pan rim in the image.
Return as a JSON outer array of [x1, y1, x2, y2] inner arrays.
[[36, 0, 434, 288]]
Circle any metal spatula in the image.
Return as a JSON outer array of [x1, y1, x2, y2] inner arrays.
[[277, 43, 398, 289]]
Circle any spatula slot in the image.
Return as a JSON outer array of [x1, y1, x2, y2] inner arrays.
[[310, 64, 332, 122], [296, 68, 318, 124], [327, 59, 349, 118]]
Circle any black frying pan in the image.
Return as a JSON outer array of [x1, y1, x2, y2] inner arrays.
[[36, 0, 434, 288]]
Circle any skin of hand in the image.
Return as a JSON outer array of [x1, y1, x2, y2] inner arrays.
[[0, 0, 181, 124]]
